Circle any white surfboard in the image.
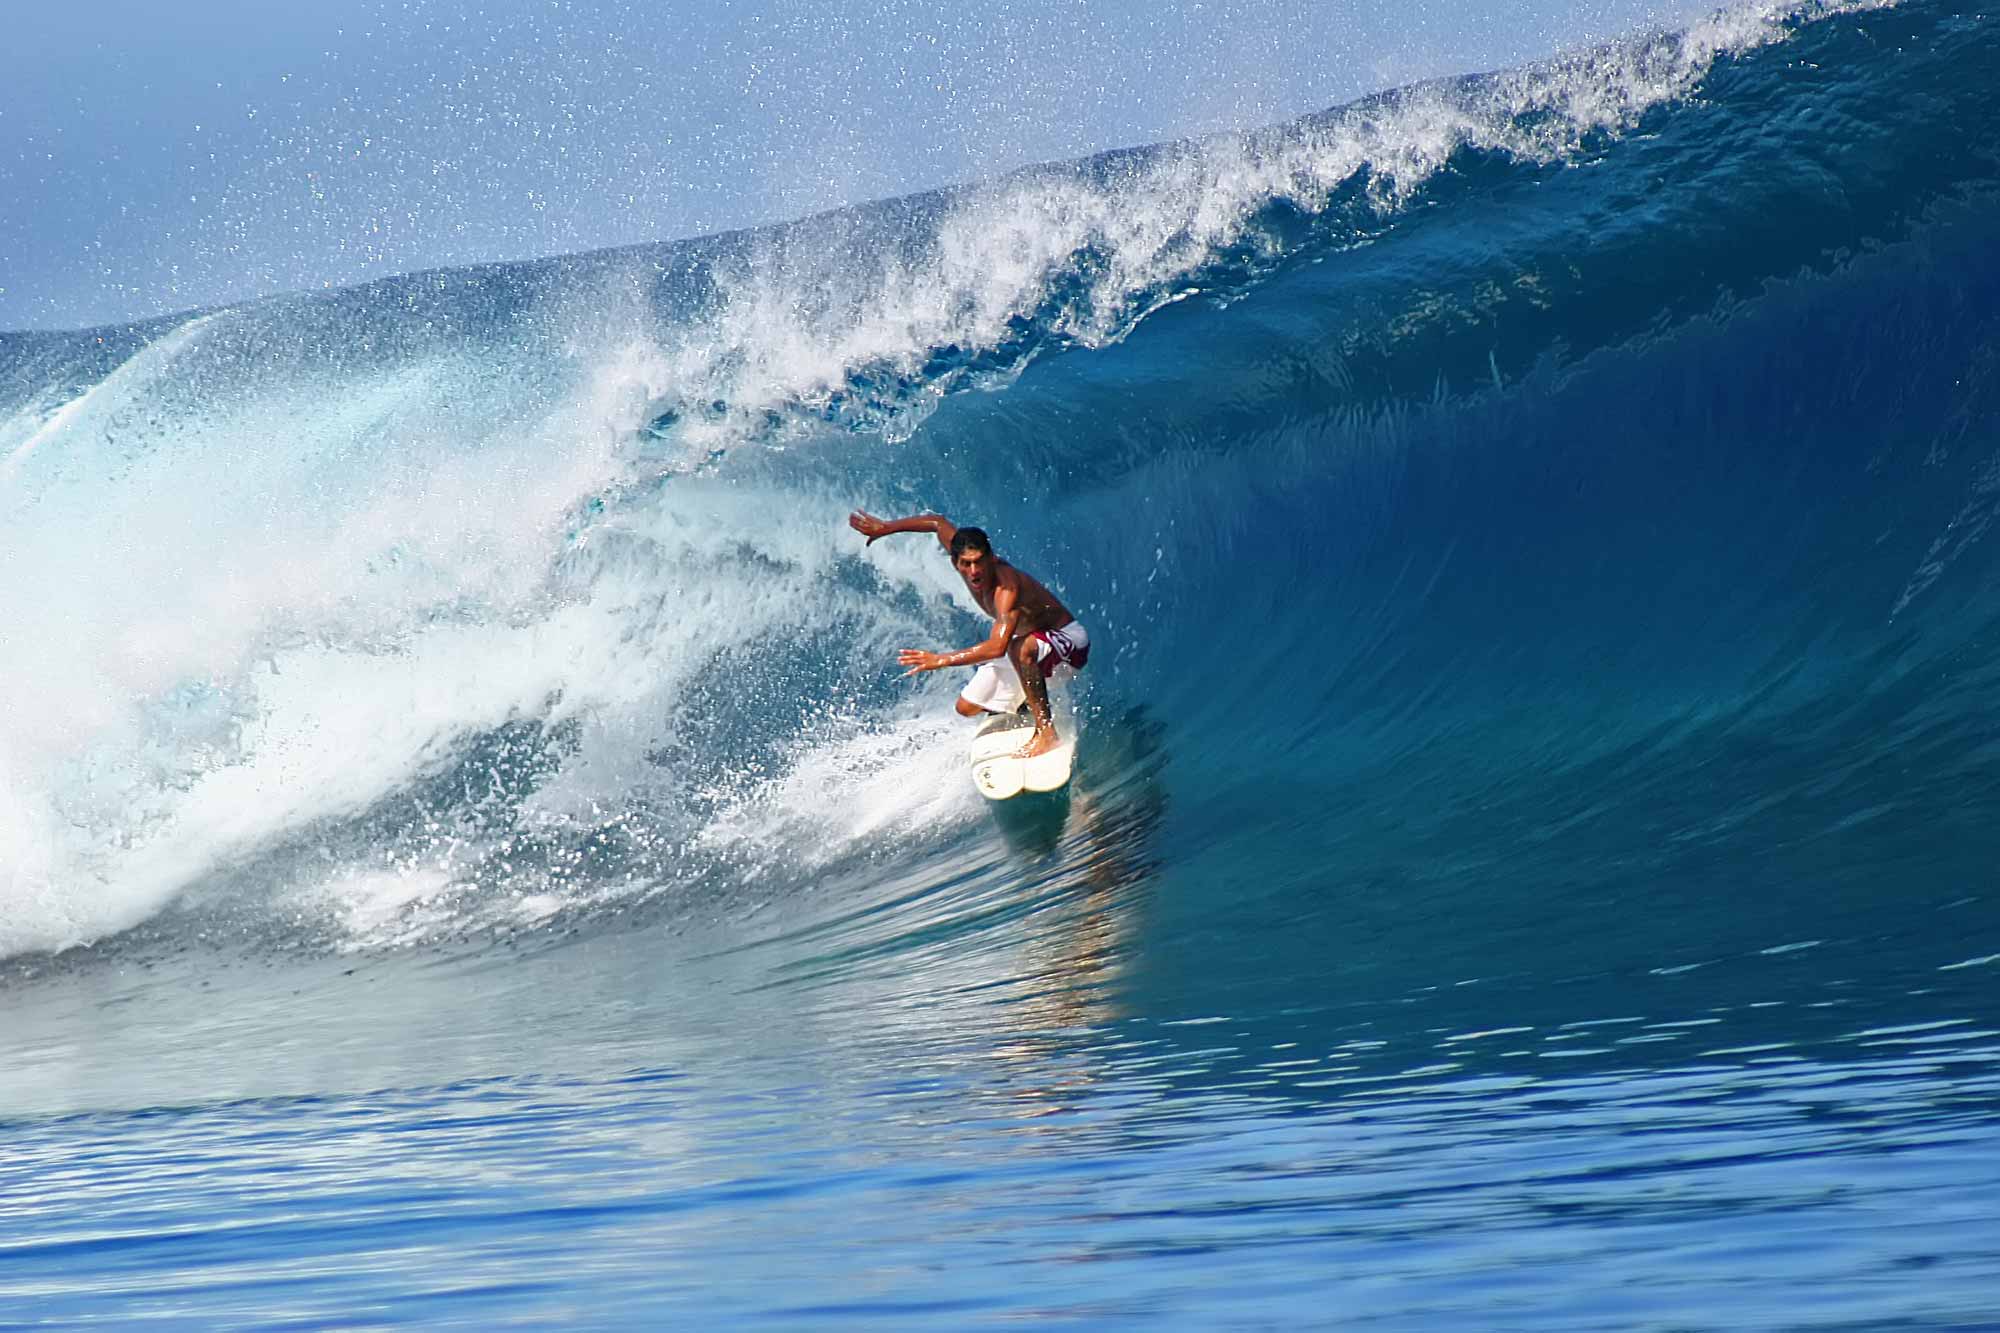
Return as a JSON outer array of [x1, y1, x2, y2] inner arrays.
[[969, 708, 1075, 800]]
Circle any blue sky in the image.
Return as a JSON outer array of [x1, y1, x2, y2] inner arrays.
[[1, 0, 1691, 330]]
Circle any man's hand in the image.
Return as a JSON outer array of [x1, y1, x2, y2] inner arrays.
[[898, 648, 943, 677], [848, 509, 956, 553], [849, 510, 889, 544]]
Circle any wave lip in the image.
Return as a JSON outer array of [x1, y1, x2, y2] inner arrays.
[[636, 0, 1893, 455]]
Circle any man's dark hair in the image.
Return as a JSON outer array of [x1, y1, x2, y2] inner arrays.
[[949, 527, 992, 559]]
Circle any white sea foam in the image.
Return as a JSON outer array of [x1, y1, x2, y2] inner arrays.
[[0, 307, 972, 955], [695, 706, 981, 867]]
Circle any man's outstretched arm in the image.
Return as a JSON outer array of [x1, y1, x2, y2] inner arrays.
[[849, 510, 957, 552]]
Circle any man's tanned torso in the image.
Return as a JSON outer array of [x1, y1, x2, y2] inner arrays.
[[969, 562, 1073, 640]]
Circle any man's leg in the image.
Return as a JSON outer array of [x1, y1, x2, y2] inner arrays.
[[958, 662, 1016, 719], [1009, 634, 1060, 757]]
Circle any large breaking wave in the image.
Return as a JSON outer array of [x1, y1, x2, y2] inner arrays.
[[4, 0, 1997, 978]]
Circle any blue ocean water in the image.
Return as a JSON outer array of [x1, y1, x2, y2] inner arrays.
[[5, 0, 2000, 1323]]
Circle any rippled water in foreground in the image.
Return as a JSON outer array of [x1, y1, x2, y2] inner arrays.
[[7, 796, 2000, 1326]]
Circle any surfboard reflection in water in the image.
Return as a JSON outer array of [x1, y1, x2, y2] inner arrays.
[[5, 0, 2000, 1322]]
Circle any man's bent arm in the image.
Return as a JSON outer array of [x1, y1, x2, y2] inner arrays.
[[935, 609, 1018, 667], [897, 590, 1022, 676], [850, 510, 957, 551], [936, 582, 1021, 667]]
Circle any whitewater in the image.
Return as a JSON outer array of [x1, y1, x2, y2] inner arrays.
[[5, 0, 2000, 1323]]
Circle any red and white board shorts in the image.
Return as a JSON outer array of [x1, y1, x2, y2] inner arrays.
[[959, 621, 1091, 714]]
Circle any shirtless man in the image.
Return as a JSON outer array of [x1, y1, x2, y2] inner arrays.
[[849, 510, 1090, 758]]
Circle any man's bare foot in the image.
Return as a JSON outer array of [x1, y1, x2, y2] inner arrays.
[[1015, 729, 1061, 759]]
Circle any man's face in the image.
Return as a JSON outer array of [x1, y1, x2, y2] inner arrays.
[[955, 547, 994, 594]]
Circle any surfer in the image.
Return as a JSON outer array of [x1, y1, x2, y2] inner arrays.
[[848, 510, 1089, 758]]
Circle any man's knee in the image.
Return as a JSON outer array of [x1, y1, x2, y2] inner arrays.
[[1009, 635, 1041, 673], [954, 697, 984, 718]]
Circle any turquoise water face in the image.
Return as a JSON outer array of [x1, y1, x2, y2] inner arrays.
[[5, 0, 2000, 1322]]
